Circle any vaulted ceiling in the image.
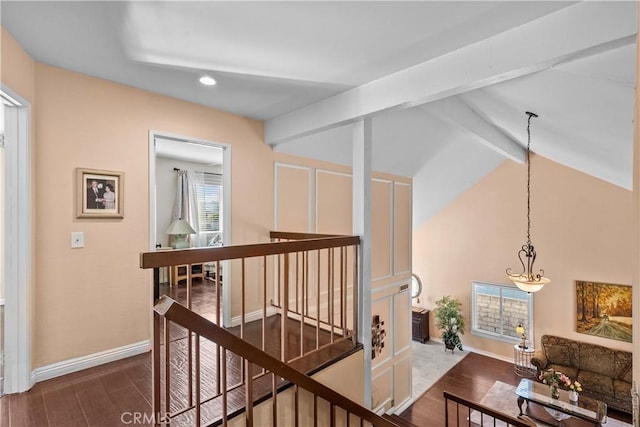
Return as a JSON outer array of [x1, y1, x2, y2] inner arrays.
[[2, 1, 636, 224]]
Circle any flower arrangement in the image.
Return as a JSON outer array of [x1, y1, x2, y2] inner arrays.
[[569, 381, 583, 393], [539, 368, 571, 388]]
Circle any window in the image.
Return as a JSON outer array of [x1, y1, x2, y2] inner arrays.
[[193, 172, 222, 241], [471, 281, 533, 344]]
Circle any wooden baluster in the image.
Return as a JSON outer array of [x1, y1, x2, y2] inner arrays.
[[244, 359, 253, 427], [221, 347, 227, 426], [340, 247, 345, 333], [329, 248, 334, 342], [282, 254, 289, 362], [294, 385, 299, 427], [195, 334, 201, 427], [152, 312, 161, 425], [164, 317, 171, 416], [216, 260, 221, 395], [352, 246, 359, 344], [316, 250, 321, 350], [314, 395, 318, 427], [330, 403, 335, 427], [272, 373, 278, 427], [187, 264, 193, 407], [262, 255, 267, 355], [241, 258, 246, 339], [300, 252, 304, 357]]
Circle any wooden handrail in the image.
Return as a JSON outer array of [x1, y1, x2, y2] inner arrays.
[[270, 231, 343, 240], [141, 235, 359, 268], [155, 296, 395, 427], [443, 391, 535, 427]]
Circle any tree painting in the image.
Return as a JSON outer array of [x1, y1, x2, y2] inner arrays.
[[576, 281, 632, 343]]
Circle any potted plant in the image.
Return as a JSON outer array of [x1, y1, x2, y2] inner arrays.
[[434, 295, 466, 352]]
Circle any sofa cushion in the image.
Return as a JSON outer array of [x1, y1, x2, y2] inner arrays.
[[545, 344, 571, 367], [577, 371, 613, 396], [615, 351, 633, 382], [614, 379, 632, 400], [548, 364, 578, 382], [578, 342, 615, 378]]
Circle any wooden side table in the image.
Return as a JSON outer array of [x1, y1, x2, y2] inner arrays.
[[170, 263, 205, 286], [411, 307, 430, 343], [513, 344, 536, 377]]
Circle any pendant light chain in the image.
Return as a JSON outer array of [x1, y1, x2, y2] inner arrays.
[[526, 113, 533, 247]]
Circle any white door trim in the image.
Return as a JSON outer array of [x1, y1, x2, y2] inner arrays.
[[147, 131, 232, 326], [2, 85, 32, 394]]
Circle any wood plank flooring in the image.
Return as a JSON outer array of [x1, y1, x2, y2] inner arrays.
[[398, 352, 632, 426], [2, 348, 633, 426]]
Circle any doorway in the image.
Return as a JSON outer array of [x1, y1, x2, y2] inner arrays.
[[1, 87, 32, 395], [148, 131, 232, 325]]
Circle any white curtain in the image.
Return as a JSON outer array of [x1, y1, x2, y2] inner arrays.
[[171, 170, 199, 247]]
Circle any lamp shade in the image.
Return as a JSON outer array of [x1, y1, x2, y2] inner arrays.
[[516, 324, 525, 336], [165, 219, 196, 235]]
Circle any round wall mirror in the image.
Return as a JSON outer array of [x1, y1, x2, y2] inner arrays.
[[411, 273, 423, 300]]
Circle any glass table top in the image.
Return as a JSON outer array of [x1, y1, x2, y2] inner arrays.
[[516, 378, 607, 424]]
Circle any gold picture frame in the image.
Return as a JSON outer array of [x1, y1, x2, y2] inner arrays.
[[576, 280, 632, 343], [76, 168, 124, 218]]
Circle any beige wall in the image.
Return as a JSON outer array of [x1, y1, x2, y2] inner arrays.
[[414, 154, 633, 358], [2, 26, 272, 369], [32, 64, 269, 367]]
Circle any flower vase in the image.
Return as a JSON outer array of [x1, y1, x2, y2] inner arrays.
[[569, 390, 579, 403], [550, 384, 560, 400]]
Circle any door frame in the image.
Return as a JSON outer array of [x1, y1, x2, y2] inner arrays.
[[148, 130, 232, 326], [1, 85, 32, 394]]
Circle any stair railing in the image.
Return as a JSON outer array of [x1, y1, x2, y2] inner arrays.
[[443, 391, 535, 427], [154, 296, 395, 426], [141, 232, 360, 364]]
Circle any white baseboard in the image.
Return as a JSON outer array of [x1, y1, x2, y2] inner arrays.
[[229, 306, 278, 327], [393, 396, 415, 414], [430, 337, 513, 364], [32, 340, 150, 383]]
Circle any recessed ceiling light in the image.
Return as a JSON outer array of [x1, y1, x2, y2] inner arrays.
[[199, 76, 217, 86]]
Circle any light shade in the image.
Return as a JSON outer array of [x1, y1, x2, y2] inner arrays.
[[516, 324, 525, 336], [510, 275, 551, 293], [165, 219, 196, 235]]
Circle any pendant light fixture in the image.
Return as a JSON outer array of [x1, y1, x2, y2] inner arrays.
[[506, 111, 550, 293]]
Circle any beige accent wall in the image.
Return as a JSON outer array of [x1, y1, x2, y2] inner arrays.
[[414, 154, 633, 358], [274, 152, 413, 413]]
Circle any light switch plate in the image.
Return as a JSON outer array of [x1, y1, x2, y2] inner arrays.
[[71, 231, 84, 248]]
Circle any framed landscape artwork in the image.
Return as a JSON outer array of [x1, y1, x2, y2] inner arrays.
[[76, 168, 124, 218], [576, 280, 632, 343]]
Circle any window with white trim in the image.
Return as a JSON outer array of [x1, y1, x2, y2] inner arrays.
[[471, 281, 533, 344], [193, 172, 222, 244]]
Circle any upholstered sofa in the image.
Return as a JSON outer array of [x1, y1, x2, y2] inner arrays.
[[530, 335, 632, 414]]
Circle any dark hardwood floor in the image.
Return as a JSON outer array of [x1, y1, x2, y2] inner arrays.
[[399, 352, 632, 426]]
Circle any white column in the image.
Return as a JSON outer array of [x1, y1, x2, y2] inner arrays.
[[352, 118, 373, 408], [632, 6, 640, 422]]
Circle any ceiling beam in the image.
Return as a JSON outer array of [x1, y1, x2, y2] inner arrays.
[[424, 97, 526, 163], [265, 1, 636, 145]]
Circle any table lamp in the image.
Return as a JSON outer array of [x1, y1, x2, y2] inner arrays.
[[165, 218, 196, 249], [516, 323, 527, 349]]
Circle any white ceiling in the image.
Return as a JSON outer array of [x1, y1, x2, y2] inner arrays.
[[2, 1, 636, 223]]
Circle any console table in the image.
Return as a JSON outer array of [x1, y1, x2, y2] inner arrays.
[[411, 307, 429, 343]]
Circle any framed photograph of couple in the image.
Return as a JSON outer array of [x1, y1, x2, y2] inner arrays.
[[76, 168, 124, 218]]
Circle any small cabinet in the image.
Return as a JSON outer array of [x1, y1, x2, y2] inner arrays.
[[411, 307, 429, 343]]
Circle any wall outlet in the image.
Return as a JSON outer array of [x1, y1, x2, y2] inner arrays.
[[71, 232, 85, 248]]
